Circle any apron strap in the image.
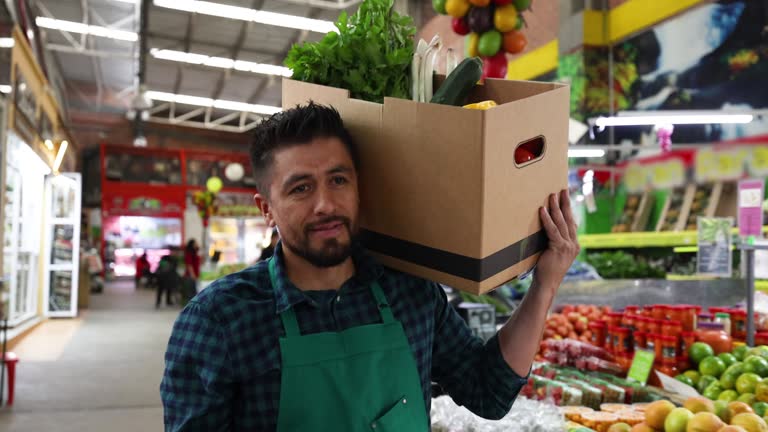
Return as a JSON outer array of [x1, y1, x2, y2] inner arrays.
[[370, 282, 395, 324], [269, 257, 302, 337]]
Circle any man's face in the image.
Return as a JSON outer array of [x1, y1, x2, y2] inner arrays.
[[259, 137, 359, 268]]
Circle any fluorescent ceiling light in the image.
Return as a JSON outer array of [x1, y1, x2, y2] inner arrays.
[[568, 148, 606, 158], [0, 85, 11, 94], [36, 17, 138, 42], [111, 0, 138, 3], [0, 37, 14, 48], [151, 48, 292, 77], [153, 0, 337, 33], [53, 140, 69, 173], [595, 114, 753, 127], [146, 90, 282, 115]]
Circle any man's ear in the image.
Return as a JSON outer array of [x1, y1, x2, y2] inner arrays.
[[255, 193, 276, 227]]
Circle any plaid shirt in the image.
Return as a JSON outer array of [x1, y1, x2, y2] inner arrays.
[[161, 243, 527, 431]]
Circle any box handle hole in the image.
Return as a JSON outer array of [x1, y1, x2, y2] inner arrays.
[[514, 136, 546, 168]]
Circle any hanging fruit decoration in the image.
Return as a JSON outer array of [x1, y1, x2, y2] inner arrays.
[[436, 0, 531, 79]]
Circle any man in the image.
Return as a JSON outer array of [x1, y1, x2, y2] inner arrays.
[[161, 103, 579, 431]]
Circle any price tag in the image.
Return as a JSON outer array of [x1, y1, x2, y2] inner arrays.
[[739, 179, 766, 238], [627, 350, 655, 384], [624, 163, 648, 192], [716, 150, 748, 180], [649, 160, 685, 189], [696, 149, 718, 182], [750, 146, 768, 176]]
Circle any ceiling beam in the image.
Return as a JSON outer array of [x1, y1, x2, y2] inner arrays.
[[172, 13, 195, 94], [148, 31, 284, 58], [211, 0, 263, 100], [247, 7, 322, 104]]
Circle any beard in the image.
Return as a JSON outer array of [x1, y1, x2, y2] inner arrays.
[[281, 216, 358, 268]]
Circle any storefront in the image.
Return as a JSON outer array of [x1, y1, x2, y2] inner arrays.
[[1, 27, 79, 324], [99, 145, 269, 280]]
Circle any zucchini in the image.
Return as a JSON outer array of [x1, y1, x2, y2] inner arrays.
[[429, 57, 483, 106]]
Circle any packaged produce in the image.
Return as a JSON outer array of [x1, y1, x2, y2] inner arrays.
[[714, 312, 732, 336], [594, 373, 651, 403], [542, 339, 615, 362], [696, 322, 733, 354], [520, 375, 583, 406], [562, 406, 595, 423], [431, 395, 566, 432], [579, 411, 619, 432], [560, 377, 603, 410]]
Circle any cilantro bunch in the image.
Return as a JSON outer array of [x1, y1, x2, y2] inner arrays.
[[285, 0, 416, 103]]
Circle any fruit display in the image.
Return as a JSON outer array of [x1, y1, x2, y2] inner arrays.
[[539, 340, 625, 375], [685, 183, 716, 231], [433, 0, 532, 79], [613, 193, 642, 233], [542, 305, 613, 345], [656, 186, 689, 231]]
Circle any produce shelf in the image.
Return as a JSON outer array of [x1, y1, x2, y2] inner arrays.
[[579, 226, 768, 249]]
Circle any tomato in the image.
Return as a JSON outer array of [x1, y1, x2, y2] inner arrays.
[[477, 30, 502, 57], [494, 4, 519, 32], [446, 0, 471, 18], [432, 0, 448, 14], [503, 30, 527, 54], [482, 52, 507, 79], [451, 17, 470, 35], [469, 0, 491, 6], [514, 0, 532, 10], [465, 33, 479, 57], [515, 146, 535, 164]]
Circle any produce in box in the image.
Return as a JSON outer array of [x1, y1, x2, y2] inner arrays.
[[433, 0, 533, 78], [285, 0, 416, 103]]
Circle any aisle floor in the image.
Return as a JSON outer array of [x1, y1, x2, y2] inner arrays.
[[0, 280, 179, 432]]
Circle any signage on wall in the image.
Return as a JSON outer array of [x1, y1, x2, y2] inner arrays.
[[697, 217, 734, 277], [11, 64, 37, 145], [738, 179, 766, 238]]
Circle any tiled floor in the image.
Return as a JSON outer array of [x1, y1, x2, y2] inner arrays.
[[0, 280, 180, 432]]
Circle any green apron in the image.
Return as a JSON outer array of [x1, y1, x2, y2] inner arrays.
[[269, 258, 429, 431]]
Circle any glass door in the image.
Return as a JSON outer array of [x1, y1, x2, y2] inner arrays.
[[3, 164, 21, 322], [43, 173, 82, 317]]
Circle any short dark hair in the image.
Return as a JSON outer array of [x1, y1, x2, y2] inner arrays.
[[249, 102, 359, 197]]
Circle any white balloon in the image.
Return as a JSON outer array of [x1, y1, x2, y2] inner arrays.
[[224, 163, 244, 182]]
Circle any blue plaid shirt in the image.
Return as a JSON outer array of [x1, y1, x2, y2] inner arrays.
[[161, 243, 527, 431]]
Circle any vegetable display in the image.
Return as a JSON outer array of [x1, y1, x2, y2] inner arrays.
[[434, 0, 532, 79], [284, 0, 416, 103]]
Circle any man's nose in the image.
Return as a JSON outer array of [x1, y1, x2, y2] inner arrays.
[[313, 185, 337, 215]]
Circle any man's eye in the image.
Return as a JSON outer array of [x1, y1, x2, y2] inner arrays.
[[291, 184, 310, 194], [332, 176, 348, 185]]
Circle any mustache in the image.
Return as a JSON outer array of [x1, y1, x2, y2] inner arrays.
[[305, 216, 351, 231]]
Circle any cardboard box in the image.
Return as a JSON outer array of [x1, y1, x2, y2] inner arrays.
[[282, 78, 570, 294]]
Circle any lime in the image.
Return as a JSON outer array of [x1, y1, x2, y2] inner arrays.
[[754, 401, 768, 417], [714, 400, 732, 422], [719, 353, 738, 367], [718, 389, 739, 402], [756, 380, 768, 402], [691, 342, 715, 364], [704, 382, 725, 400], [734, 345, 750, 361], [676, 374, 695, 386], [736, 373, 763, 394], [744, 356, 768, 377], [737, 393, 757, 405], [684, 370, 702, 386], [700, 356, 727, 378], [748, 346, 768, 359], [698, 375, 720, 394], [722, 363, 746, 390]]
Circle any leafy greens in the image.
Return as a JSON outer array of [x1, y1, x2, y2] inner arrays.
[[284, 0, 416, 103]]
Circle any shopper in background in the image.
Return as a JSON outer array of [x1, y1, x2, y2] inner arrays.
[[161, 103, 580, 431], [258, 230, 280, 261], [135, 253, 150, 289], [155, 254, 177, 308], [183, 239, 201, 282]]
